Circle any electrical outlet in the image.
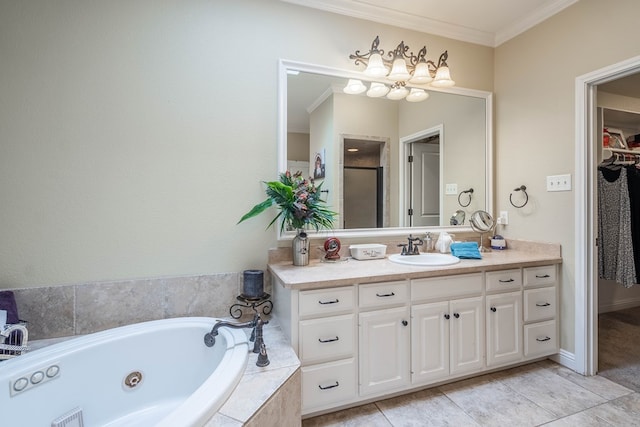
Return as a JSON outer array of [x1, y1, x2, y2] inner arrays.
[[497, 211, 509, 225], [546, 174, 572, 192], [445, 183, 457, 195]]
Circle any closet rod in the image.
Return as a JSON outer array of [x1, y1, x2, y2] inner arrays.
[[603, 147, 640, 157]]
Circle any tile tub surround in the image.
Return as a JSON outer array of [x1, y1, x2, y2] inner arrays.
[[269, 240, 561, 290], [7, 272, 271, 340]]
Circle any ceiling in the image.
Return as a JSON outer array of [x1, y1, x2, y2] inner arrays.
[[281, 0, 579, 47]]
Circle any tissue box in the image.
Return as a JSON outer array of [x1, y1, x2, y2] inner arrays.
[[349, 244, 387, 260]]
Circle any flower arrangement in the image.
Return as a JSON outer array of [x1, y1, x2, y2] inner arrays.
[[238, 171, 336, 233]]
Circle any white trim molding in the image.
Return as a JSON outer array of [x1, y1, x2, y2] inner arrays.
[[575, 55, 640, 376]]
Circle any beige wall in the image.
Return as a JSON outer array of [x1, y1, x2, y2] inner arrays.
[[494, 0, 640, 354], [287, 132, 310, 162], [0, 0, 493, 289]]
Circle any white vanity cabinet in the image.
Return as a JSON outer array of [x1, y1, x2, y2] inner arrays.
[[358, 280, 411, 396], [411, 273, 484, 385], [523, 265, 559, 359], [297, 286, 358, 414], [485, 269, 523, 367], [270, 252, 561, 418]]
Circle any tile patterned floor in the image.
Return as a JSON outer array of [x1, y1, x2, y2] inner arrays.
[[302, 360, 637, 427]]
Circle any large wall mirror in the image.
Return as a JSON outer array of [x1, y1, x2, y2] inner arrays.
[[278, 59, 493, 240]]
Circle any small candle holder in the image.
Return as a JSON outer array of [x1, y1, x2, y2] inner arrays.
[[230, 293, 273, 319]]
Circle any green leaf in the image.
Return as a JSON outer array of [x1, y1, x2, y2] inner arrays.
[[237, 198, 274, 224]]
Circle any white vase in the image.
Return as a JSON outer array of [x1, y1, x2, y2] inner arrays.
[[292, 230, 310, 266]]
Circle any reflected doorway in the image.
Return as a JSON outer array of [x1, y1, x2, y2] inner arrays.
[[342, 138, 387, 229]]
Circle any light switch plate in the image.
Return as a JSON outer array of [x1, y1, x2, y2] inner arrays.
[[546, 174, 572, 192], [445, 183, 457, 195]]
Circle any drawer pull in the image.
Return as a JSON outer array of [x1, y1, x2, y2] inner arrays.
[[318, 336, 339, 343], [318, 381, 339, 390], [536, 336, 551, 342], [536, 302, 551, 307], [318, 299, 339, 305], [376, 292, 396, 298], [444, 314, 450, 320], [535, 274, 551, 279], [490, 307, 497, 312], [453, 313, 460, 319], [499, 278, 515, 283]]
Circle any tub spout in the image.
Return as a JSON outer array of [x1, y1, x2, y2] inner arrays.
[[204, 314, 270, 367], [204, 316, 257, 347]]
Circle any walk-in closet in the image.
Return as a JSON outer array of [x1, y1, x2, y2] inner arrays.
[[596, 73, 640, 390]]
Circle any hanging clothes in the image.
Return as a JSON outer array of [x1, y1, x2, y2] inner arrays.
[[626, 165, 640, 284], [597, 165, 636, 287]]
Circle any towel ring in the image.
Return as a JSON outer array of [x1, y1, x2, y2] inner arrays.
[[457, 188, 474, 207], [509, 185, 528, 208]]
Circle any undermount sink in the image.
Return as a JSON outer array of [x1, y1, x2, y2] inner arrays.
[[388, 253, 461, 267]]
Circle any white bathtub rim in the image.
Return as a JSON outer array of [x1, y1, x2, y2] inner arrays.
[[0, 317, 249, 427], [156, 327, 249, 427]]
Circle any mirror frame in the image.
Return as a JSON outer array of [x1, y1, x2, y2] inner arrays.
[[277, 59, 493, 241]]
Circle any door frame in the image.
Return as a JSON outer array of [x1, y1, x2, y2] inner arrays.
[[399, 125, 444, 227], [575, 54, 640, 375]]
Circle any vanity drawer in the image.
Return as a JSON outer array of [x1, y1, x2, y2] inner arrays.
[[411, 273, 482, 302], [524, 320, 558, 358], [485, 269, 522, 292], [359, 280, 409, 309], [299, 286, 355, 318], [524, 265, 557, 288], [299, 314, 355, 364], [524, 287, 556, 322], [302, 358, 357, 413]]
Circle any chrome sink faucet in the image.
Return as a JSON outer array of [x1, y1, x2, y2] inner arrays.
[[398, 234, 423, 255], [204, 313, 270, 367]]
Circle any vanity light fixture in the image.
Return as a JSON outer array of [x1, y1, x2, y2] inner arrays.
[[346, 36, 454, 102]]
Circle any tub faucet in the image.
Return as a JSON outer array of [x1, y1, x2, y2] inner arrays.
[[204, 313, 270, 367]]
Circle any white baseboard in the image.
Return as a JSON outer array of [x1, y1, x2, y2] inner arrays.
[[599, 298, 640, 314], [550, 348, 576, 371]]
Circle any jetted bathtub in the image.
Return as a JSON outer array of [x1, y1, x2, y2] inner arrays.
[[0, 317, 249, 426]]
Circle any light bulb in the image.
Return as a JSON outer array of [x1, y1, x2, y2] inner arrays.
[[364, 53, 388, 77], [388, 58, 411, 82], [343, 79, 367, 94], [366, 82, 390, 98], [406, 88, 429, 102], [431, 65, 455, 87]]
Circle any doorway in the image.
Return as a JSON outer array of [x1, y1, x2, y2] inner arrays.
[[399, 126, 443, 227], [342, 138, 387, 229], [575, 54, 640, 376]]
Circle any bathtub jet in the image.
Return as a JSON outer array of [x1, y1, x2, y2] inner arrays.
[[204, 313, 270, 367]]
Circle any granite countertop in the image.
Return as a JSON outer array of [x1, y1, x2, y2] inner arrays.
[[269, 241, 562, 290]]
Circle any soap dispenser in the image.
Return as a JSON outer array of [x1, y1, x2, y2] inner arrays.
[[424, 232, 435, 252]]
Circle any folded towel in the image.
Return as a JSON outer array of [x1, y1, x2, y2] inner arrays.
[[450, 242, 482, 259], [0, 291, 19, 324]]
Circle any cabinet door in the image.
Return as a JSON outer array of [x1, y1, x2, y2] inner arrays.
[[359, 306, 411, 396], [411, 301, 449, 385], [486, 291, 522, 367], [450, 296, 484, 376]]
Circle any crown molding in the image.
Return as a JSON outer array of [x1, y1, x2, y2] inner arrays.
[[494, 0, 579, 46], [281, 0, 495, 47], [281, 0, 579, 48]]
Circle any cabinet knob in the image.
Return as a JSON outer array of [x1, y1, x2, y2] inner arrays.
[[490, 307, 497, 312], [402, 320, 408, 326], [453, 313, 460, 319], [444, 314, 450, 320]]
